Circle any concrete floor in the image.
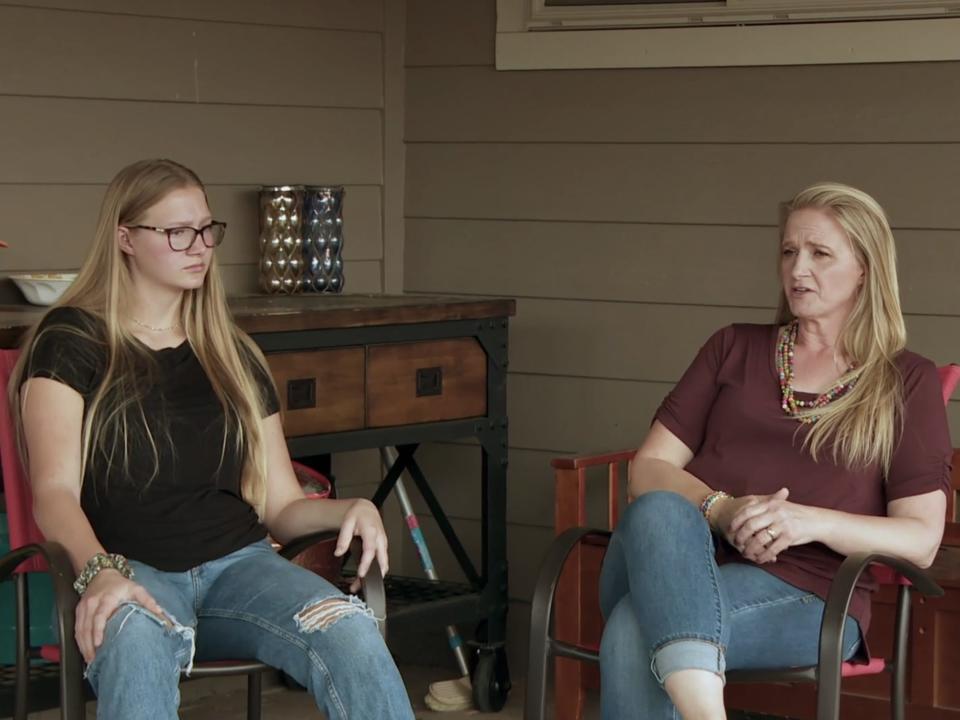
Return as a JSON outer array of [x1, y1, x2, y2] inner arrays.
[[23, 665, 543, 719], [19, 667, 784, 719]]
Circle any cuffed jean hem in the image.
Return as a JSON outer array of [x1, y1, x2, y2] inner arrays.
[[651, 639, 726, 685]]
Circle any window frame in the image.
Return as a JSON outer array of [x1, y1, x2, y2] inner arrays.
[[496, 0, 960, 69]]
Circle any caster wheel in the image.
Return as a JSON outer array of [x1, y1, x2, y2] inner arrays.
[[471, 647, 511, 712]]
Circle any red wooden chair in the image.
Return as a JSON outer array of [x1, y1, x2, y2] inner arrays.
[[525, 364, 960, 720], [0, 348, 386, 720]]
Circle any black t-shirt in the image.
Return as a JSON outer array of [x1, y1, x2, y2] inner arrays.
[[24, 306, 280, 571]]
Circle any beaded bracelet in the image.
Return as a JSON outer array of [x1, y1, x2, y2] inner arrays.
[[699, 490, 733, 526], [73, 553, 134, 596]]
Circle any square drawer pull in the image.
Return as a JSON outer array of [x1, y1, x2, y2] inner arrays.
[[416, 367, 443, 397], [287, 378, 317, 410]]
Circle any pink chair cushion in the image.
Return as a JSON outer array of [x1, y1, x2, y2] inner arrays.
[[840, 658, 886, 677], [938, 364, 960, 404], [0, 348, 47, 574]]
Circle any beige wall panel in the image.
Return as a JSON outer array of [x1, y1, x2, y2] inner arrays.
[[338, 186, 385, 263], [0, 7, 194, 101], [195, 23, 382, 108], [901, 316, 960, 369], [506, 299, 960, 383], [0, 98, 381, 185], [204, 188, 259, 265], [406, 64, 960, 143], [340, 259, 384, 294], [327, 479, 377, 500], [219, 264, 266, 297], [406, 219, 960, 315], [0, 186, 102, 269], [898, 232, 960, 315], [0, 7, 382, 106], [219, 259, 381, 297], [406, 143, 960, 229], [401, 443, 617, 531], [330, 448, 383, 489], [509, 300, 769, 382], [509, 373, 664, 452], [398, 513, 554, 602], [949, 404, 960, 446], [405, 0, 494, 67], [404, 218, 780, 306], [382, 0, 406, 294], [0, 0, 383, 31], [0, 184, 381, 271]]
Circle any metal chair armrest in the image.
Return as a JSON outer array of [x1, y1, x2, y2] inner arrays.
[[816, 552, 941, 720], [277, 529, 340, 561], [531, 528, 612, 626], [0, 542, 79, 646], [0, 542, 85, 718], [526, 527, 610, 720]]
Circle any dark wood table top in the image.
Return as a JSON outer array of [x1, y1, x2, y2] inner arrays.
[[0, 294, 517, 347]]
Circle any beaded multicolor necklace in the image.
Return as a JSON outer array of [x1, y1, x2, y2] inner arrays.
[[775, 321, 858, 423]]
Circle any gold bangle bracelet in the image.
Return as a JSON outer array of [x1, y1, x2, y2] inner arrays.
[[73, 552, 134, 596]]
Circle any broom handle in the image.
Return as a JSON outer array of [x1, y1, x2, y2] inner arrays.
[[381, 447, 471, 678]]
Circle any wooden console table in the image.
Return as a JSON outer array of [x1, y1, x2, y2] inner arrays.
[[0, 293, 516, 712]]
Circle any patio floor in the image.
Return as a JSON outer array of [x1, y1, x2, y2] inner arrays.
[[16, 664, 528, 719], [7, 662, 786, 719]]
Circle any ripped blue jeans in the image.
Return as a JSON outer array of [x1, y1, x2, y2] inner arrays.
[[84, 538, 414, 720], [599, 492, 862, 720]]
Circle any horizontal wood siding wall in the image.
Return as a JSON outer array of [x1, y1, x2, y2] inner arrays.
[[402, 0, 960, 646], [0, 0, 386, 297]]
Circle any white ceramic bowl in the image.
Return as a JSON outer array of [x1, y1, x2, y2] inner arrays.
[[9, 272, 79, 306]]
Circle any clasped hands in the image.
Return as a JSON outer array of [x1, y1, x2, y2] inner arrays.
[[712, 488, 814, 564]]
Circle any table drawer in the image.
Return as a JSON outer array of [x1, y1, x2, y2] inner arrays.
[[265, 347, 365, 436], [366, 338, 487, 428]]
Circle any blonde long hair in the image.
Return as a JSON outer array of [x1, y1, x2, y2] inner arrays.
[[776, 182, 906, 473], [11, 159, 274, 515]]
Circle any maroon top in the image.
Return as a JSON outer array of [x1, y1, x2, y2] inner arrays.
[[656, 324, 952, 633]]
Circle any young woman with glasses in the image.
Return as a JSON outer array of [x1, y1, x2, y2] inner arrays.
[[10, 159, 414, 719]]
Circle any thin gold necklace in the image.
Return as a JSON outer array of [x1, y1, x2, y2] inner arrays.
[[131, 317, 181, 333]]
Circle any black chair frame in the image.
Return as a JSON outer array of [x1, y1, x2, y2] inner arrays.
[[525, 527, 944, 720]]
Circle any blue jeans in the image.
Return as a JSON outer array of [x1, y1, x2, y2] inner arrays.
[[84, 539, 414, 720], [599, 492, 861, 720]]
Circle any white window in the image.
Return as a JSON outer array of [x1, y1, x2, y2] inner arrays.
[[497, 0, 960, 68]]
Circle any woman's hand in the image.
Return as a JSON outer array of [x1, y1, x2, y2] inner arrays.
[[334, 499, 389, 593], [709, 494, 761, 548], [728, 488, 819, 564], [74, 570, 166, 664]]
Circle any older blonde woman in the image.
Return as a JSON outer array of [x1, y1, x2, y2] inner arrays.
[[12, 159, 414, 719], [599, 183, 951, 720]]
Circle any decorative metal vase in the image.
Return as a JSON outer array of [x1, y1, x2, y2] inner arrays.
[[302, 186, 345, 293], [258, 186, 304, 294]]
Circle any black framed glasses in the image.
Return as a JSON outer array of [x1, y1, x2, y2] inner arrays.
[[126, 221, 227, 252]]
